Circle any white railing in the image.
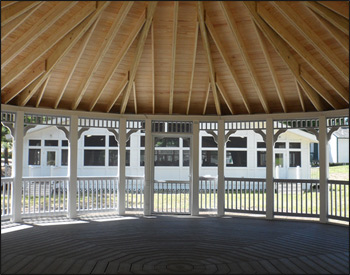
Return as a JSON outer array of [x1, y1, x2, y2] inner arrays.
[[274, 179, 320, 217], [22, 177, 69, 216], [1, 177, 13, 219], [77, 176, 118, 212], [225, 178, 266, 213], [125, 176, 144, 210], [199, 176, 217, 211], [153, 180, 190, 214], [328, 180, 349, 221]]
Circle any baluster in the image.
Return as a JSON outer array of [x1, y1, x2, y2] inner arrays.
[[335, 184, 338, 216], [239, 181, 242, 210], [301, 182, 304, 214], [22, 181, 26, 214], [58, 180, 61, 212], [249, 181, 251, 211], [296, 182, 298, 214], [33, 181, 36, 213], [306, 183, 308, 215], [344, 184, 347, 218], [258, 182, 260, 212], [339, 184, 342, 217], [88, 180, 91, 210], [311, 182, 313, 214], [171, 182, 173, 213], [2, 182, 5, 216]]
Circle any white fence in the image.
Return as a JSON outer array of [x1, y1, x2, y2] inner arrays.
[[328, 180, 349, 221], [125, 176, 144, 210], [199, 176, 217, 211], [1, 178, 13, 218]]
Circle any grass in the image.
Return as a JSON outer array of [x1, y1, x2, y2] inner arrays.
[[311, 164, 349, 180]]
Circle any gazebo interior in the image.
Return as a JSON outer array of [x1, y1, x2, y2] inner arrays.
[[1, 1, 349, 274]]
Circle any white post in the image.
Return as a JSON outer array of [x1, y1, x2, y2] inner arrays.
[[118, 118, 126, 215], [217, 120, 225, 216], [266, 118, 274, 220], [319, 116, 328, 223], [144, 119, 152, 215], [12, 111, 24, 222], [68, 115, 78, 219], [191, 121, 199, 215]]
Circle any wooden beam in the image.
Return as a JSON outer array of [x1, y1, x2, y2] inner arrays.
[[216, 76, 234, 115], [205, 15, 251, 114], [257, 3, 349, 103], [54, 18, 99, 109], [220, 1, 270, 114], [2, 2, 96, 89], [71, 1, 134, 110], [1, 1, 17, 9], [295, 80, 306, 112], [16, 2, 109, 106], [310, 9, 349, 53], [2, 2, 77, 68], [254, 23, 287, 112], [105, 74, 129, 113], [133, 81, 137, 114], [1, 62, 45, 104], [1, 1, 39, 26], [35, 75, 50, 107], [151, 22, 155, 115], [120, 2, 158, 114], [88, 11, 145, 111], [243, 1, 326, 111], [1, 2, 42, 41], [186, 22, 199, 115], [274, 2, 348, 81], [203, 81, 211, 115], [169, 1, 179, 115], [198, 2, 221, 115], [305, 1, 349, 35], [318, 1, 349, 19]]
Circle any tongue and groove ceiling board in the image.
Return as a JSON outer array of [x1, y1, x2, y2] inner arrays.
[[1, 1, 349, 115]]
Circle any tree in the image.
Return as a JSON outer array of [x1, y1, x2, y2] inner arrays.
[[1, 125, 13, 165]]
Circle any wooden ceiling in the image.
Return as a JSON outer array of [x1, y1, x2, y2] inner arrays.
[[1, 1, 349, 115]]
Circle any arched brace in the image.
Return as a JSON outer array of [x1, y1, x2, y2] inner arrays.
[[205, 130, 218, 144], [23, 125, 37, 136], [78, 127, 89, 139], [1, 122, 15, 139], [305, 126, 340, 142], [273, 129, 287, 143], [225, 130, 237, 143], [56, 126, 70, 140], [108, 128, 138, 143], [253, 129, 266, 142]]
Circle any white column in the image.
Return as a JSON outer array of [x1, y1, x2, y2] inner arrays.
[[266, 118, 274, 220], [217, 120, 225, 216], [12, 111, 24, 222], [144, 119, 152, 215], [319, 116, 328, 223], [68, 115, 78, 219], [191, 121, 199, 215], [118, 118, 126, 215]]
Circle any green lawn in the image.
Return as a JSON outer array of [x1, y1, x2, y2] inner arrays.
[[311, 164, 349, 180]]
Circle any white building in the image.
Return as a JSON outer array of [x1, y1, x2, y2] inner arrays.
[[328, 128, 349, 164]]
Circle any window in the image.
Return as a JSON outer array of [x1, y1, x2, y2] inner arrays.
[[109, 150, 118, 166], [154, 150, 179, 166], [29, 149, 41, 165], [289, 142, 301, 149], [257, 151, 266, 167], [226, 137, 247, 148], [275, 153, 283, 167], [183, 138, 190, 147], [257, 142, 266, 148], [109, 136, 118, 147], [45, 140, 58, 146], [46, 151, 56, 166], [183, 150, 190, 166], [289, 152, 301, 167], [29, 139, 41, 146], [155, 137, 179, 147], [84, 135, 105, 147], [62, 140, 68, 147], [274, 142, 286, 148], [140, 150, 145, 166], [202, 137, 217, 148], [226, 151, 247, 167], [84, 150, 105, 166], [61, 149, 68, 166], [140, 136, 145, 147], [126, 150, 130, 166], [202, 151, 218, 166]]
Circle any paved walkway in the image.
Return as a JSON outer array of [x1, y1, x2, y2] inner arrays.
[[1, 214, 349, 274]]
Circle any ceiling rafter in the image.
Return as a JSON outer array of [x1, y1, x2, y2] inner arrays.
[[274, 2, 348, 81], [16, 1, 109, 107], [257, 3, 348, 104], [295, 80, 306, 112], [186, 22, 199, 115], [54, 18, 99, 109], [2, 2, 77, 69], [243, 1, 326, 112], [71, 1, 134, 110], [318, 1, 349, 19], [133, 81, 137, 114], [89, 10, 146, 112], [216, 76, 234, 115], [305, 1, 349, 35], [35, 75, 50, 107], [205, 14, 251, 114], [203, 81, 211, 115], [220, 1, 270, 114], [120, 2, 158, 114], [254, 23, 287, 113], [1, 2, 42, 42], [1, 1, 17, 9], [2, 1, 96, 90], [151, 22, 155, 115], [198, 1, 221, 116], [169, 1, 179, 115], [1, 1, 40, 26], [106, 74, 129, 113]]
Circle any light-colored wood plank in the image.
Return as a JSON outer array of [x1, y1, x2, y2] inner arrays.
[[274, 1, 348, 81], [1, 1, 39, 26], [203, 81, 210, 115], [133, 81, 137, 114], [198, 2, 221, 116], [216, 76, 234, 115], [89, 10, 146, 111], [318, 1, 349, 19], [257, 3, 349, 104], [186, 22, 198, 115], [2, 2, 96, 89], [1, 1, 17, 9], [297, 77, 325, 112], [2, 2, 77, 68], [71, 1, 134, 110], [151, 22, 155, 115], [306, 1, 349, 34], [295, 80, 306, 112], [169, 1, 178, 115], [120, 2, 158, 114], [35, 75, 50, 107], [220, 1, 270, 114], [254, 23, 287, 112], [205, 15, 251, 114], [106, 74, 128, 113]]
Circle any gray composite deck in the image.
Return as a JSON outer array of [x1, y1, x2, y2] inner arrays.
[[1, 214, 349, 274]]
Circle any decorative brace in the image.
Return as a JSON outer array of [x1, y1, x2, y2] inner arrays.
[[56, 126, 70, 140], [1, 122, 15, 139], [78, 127, 89, 139]]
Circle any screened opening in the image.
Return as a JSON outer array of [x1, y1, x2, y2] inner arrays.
[[183, 150, 190, 166], [61, 149, 68, 166], [28, 149, 41, 165], [257, 151, 266, 167], [62, 140, 68, 147], [84, 135, 105, 147], [274, 142, 286, 148], [84, 150, 105, 166], [226, 151, 247, 167], [202, 151, 218, 166], [289, 142, 301, 149], [155, 137, 179, 147], [29, 139, 41, 146], [46, 151, 56, 166], [45, 140, 58, 146], [154, 150, 179, 166], [290, 152, 301, 167], [257, 142, 266, 148], [202, 136, 217, 148], [226, 137, 247, 148]]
